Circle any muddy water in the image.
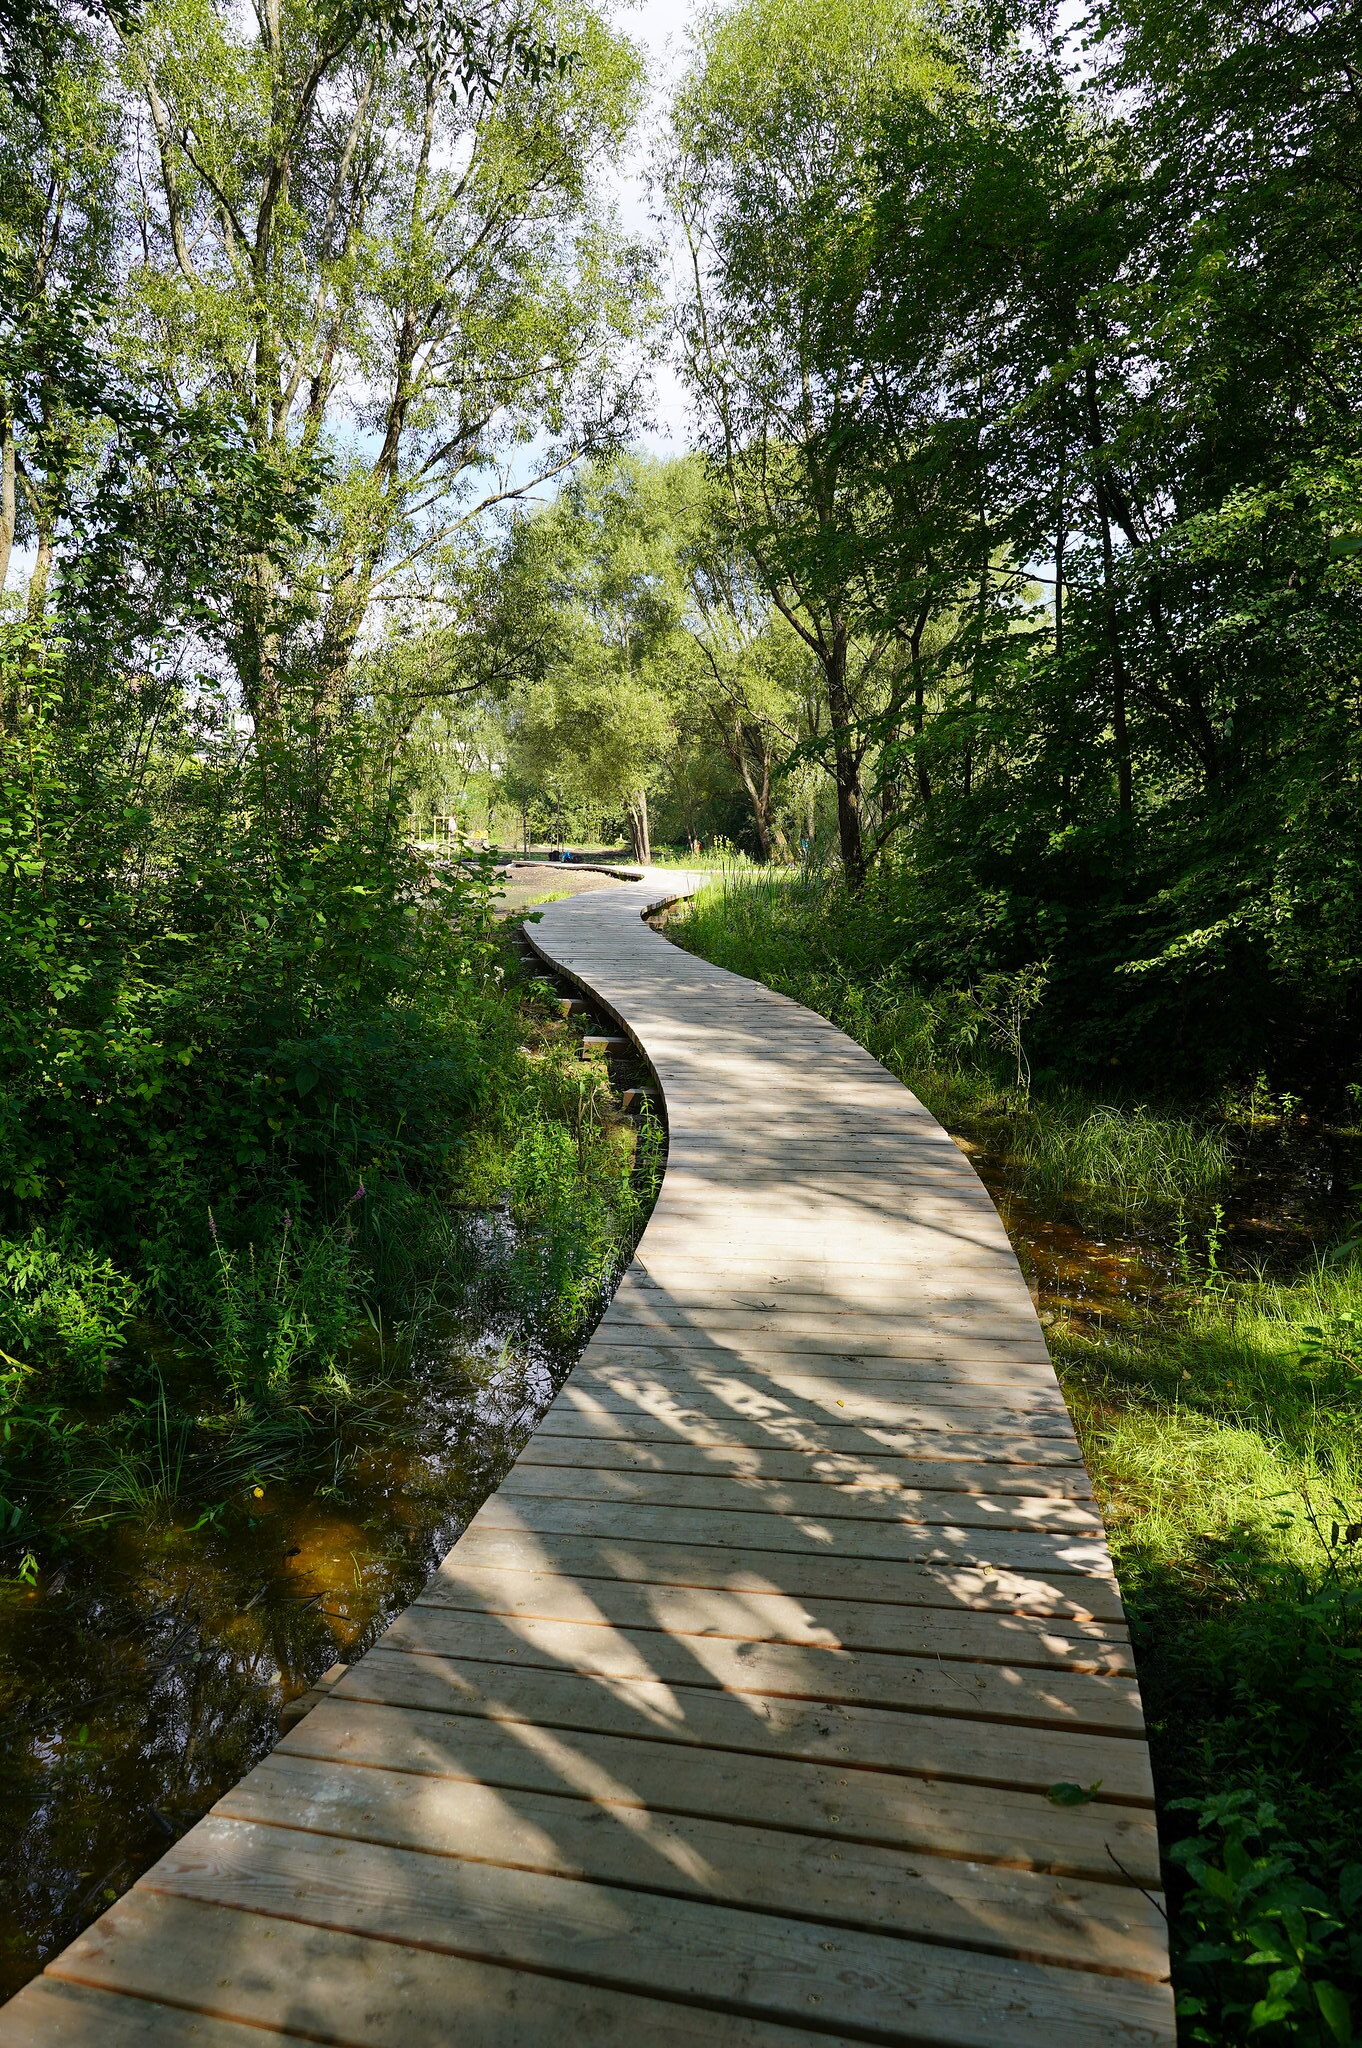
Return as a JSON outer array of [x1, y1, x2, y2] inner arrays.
[[969, 1115, 1359, 1338], [0, 1320, 568, 2000]]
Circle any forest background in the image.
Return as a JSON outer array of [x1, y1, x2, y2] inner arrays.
[[3, 0, 1362, 2033]]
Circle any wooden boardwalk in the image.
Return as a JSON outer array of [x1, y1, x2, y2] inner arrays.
[[0, 870, 1174, 2046]]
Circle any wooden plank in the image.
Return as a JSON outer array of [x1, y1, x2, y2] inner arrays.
[[468, 1493, 1119, 1578], [414, 1562, 1133, 1672], [0, 1979, 306, 2048], [443, 1520, 1130, 1623], [536, 1398, 1090, 1469], [588, 1332, 1059, 1370], [221, 1750, 1168, 1979], [142, 1816, 1174, 2047], [578, 1354, 1069, 1397], [606, 1285, 1037, 1318], [281, 1693, 1162, 1882], [378, 1605, 1146, 1736], [518, 1432, 1098, 1496], [574, 1366, 1075, 1423], [498, 1463, 1103, 1533], [557, 1393, 1082, 1448], [28, 1892, 835, 2048], [611, 1281, 1035, 1314]]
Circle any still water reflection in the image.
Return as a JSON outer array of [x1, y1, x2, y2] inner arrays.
[[0, 1319, 567, 2000]]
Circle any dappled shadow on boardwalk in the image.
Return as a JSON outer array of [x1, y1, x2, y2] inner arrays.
[[0, 876, 1174, 2048]]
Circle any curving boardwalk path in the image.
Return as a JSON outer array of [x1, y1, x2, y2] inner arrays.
[[0, 871, 1173, 2047]]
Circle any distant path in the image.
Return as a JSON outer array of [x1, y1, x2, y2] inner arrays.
[[0, 869, 1173, 2046], [492, 860, 629, 917]]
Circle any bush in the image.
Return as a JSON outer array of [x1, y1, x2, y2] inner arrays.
[[0, 1232, 139, 1389], [1171, 1792, 1360, 2046], [206, 1206, 359, 1400]]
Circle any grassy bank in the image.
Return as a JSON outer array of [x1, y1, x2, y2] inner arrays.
[[675, 870, 1362, 2048]]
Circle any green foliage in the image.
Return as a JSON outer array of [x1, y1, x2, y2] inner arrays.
[[1171, 1795, 1360, 2046], [459, 997, 664, 1342], [207, 1207, 358, 1402], [501, 1104, 662, 1339], [0, 1232, 138, 1388]]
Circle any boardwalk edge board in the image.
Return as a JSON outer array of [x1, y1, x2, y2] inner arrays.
[[0, 867, 1174, 2046]]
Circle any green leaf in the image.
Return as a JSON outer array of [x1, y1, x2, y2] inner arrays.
[[1313, 1983, 1352, 2045], [1046, 1781, 1103, 1806]]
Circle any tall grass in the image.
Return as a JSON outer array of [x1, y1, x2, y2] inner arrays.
[[1016, 1098, 1230, 1224], [0, 925, 661, 1545]]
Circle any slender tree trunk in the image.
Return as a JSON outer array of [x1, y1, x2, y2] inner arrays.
[[732, 723, 784, 862], [0, 406, 15, 593], [740, 761, 772, 859], [26, 522, 52, 621], [1056, 443, 1072, 810], [626, 788, 651, 864], [1054, 444, 1067, 665], [1085, 365, 1133, 818], [1096, 488, 1133, 817], [909, 610, 932, 806], [823, 624, 865, 884]]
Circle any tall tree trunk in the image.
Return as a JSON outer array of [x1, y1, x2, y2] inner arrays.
[[626, 788, 651, 864], [738, 749, 772, 859], [1096, 487, 1133, 817], [1054, 443, 1067, 664], [823, 624, 865, 884], [0, 405, 15, 594], [1085, 365, 1133, 818], [1056, 442, 1072, 810], [26, 521, 52, 622], [728, 720, 789, 862], [909, 609, 932, 806]]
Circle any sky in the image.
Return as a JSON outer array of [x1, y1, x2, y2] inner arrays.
[[1, 0, 704, 595], [609, 0, 704, 455]]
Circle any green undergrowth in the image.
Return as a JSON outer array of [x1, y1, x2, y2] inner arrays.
[[675, 869, 1362, 2046], [0, 923, 658, 1560]]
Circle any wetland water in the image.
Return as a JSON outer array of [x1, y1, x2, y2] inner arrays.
[[0, 1317, 569, 2000], [0, 868, 651, 2004]]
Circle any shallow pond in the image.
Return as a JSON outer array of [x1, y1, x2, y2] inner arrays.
[[0, 1314, 570, 2001], [969, 1112, 1359, 1339]]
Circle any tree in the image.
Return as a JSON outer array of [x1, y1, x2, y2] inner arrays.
[[665, 0, 964, 881], [112, 0, 656, 722], [667, 456, 806, 860], [492, 456, 687, 859], [0, 2, 118, 606]]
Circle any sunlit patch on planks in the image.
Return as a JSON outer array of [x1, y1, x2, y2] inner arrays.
[[0, 870, 1174, 2047]]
